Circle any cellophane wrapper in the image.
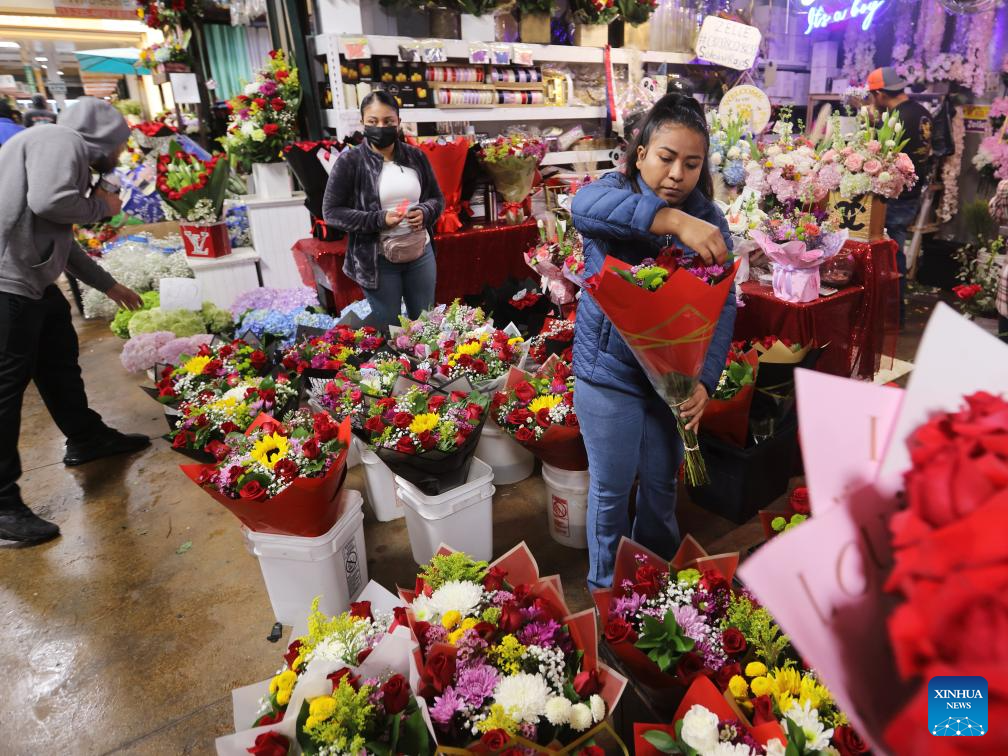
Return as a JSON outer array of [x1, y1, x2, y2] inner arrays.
[[483, 157, 538, 224]]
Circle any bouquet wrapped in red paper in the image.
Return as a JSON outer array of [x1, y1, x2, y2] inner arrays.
[[757, 486, 811, 541], [700, 343, 758, 448], [399, 544, 628, 754], [412, 136, 470, 234], [491, 356, 587, 471], [181, 410, 351, 536], [586, 250, 738, 485]]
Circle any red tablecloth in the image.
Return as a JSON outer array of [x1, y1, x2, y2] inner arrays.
[[291, 220, 541, 312], [733, 239, 899, 378]]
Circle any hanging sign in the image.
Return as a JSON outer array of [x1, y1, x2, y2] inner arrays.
[[694, 16, 762, 71], [800, 0, 887, 36], [168, 72, 200, 104], [719, 84, 772, 133]]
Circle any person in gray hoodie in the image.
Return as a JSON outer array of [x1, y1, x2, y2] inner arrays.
[[0, 96, 150, 544]]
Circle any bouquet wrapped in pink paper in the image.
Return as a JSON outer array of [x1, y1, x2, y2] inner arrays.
[[751, 210, 847, 303], [525, 214, 583, 307]]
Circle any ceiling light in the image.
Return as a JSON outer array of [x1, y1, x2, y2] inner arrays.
[[0, 42, 20, 50], [35, 56, 48, 62], [58, 70, 64, 75]]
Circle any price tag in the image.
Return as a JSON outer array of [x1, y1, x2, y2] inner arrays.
[[342, 37, 371, 60]]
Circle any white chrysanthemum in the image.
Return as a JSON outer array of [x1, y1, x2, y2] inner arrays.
[[544, 696, 572, 726], [589, 694, 605, 723], [429, 580, 484, 617], [710, 743, 758, 756], [784, 700, 834, 751], [680, 704, 720, 753], [494, 673, 550, 724], [569, 702, 593, 732], [764, 739, 786, 756], [244, 82, 259, 96], [410, 594, 435, 622]]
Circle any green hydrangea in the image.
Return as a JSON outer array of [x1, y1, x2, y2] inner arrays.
[[128, 307, 207, 338], [110, 291, 160, 339], [200, 301, 233, 335]]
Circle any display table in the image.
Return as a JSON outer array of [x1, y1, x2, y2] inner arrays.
[[186, 247, 263, 310], [246, 193, 311, 289], [291, 220, 541, 311], [734, 239, 899, 378]]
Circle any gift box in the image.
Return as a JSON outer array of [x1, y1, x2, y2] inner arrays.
[[687, 420, 800, 523], [179, 221, 231, 258]]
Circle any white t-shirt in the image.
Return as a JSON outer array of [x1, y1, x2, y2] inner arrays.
[[379, 161, 422, 238]]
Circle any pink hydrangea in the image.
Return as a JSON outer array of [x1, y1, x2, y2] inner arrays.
[[863, 159, 883, 176], [817, 162, 843, 192], [844, 153, 865, 173], [866, 140, 882, 154], [120, 331, 174, 373], [990, 97, 1008, 119]]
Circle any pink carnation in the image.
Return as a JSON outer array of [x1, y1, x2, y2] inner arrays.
[[844, 153, 865, 173], [822, 149, 838, 163], [866, 140, 882, 155], [863, 159, 883, 176]]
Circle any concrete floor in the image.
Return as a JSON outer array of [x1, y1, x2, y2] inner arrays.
[[0, 285, 938, 754]]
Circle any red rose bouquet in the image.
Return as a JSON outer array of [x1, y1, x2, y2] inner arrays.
[[399, 544, 628, 753], [357, 381, 489, 495], [152, 337, 272, 406], [700, 343, 759, 448], [280, 325, 385, 376], [527, 316, 576, 366], [587, 250, 738, 485], [156, 139, 230, 223], [430, 327, 528, 393], [491, 356, 587, 470], [181, 410, 351, 536]]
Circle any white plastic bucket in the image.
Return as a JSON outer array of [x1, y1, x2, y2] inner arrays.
[[542, 462, 589, 550], [396, 457, 495, 565], [347, 436, 362, 469], [361, 447, 403, 522], [242, 489, 368, 625], [475, 422, 535, 484]]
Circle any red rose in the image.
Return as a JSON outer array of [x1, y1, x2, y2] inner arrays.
[[273, 458, 299, 481], [565, 413, 579, 427], [270, 97, 285, 111], [789, 486, 811, 515], [715, 661, 741, 690], [246, 731, 290, 756], [276, 69, 289, 80], [428, 395, 446, 411], [391, 606, 409, 630], [365, 416, 386, 434], [675, 651, 707, 685], [721, 627, 747, 656], [253, 97, 266, 108], [221, 421, 241, 434], [421, 646, 457, 697], [202, 359, 222, 375], [536, 408, 553, 428], [204, 440, 231, 461], [603, 616, 637, 645], [283, 639, 302, 669], [380, 673, 410, 715], [239, 480, 267, 500], [301, 438, 320, 459], [514, 381, 537, 403], [472, 358, 488, 375], [349, 600, 372, 620], [449, 391, 468, 403], [313, 414, 339, 442], [752, 694, 775, 725], [250, 350, 268, 370], [282, 355, 298, 371], [633, 564, 663, 597], [573, 668, 602, 697], [417, 431, 436, 450], [466, 402, 484, 421], [481, 729, 510, 750], [393, 412, 414, 429], [328, 666, 360, 691], [579, 748, 606, 756], [396, 436, 415, 454], [483, 565, 507, 591], [834, 724, 869, 756], [196, 467, 214, 485], [172, 432, 190, 449], [253, 710, 284, 727], [700, 569, 729, 594], [356, 647, 372, 665], [263, 123, 280, 136], [514, 426, 535, 443], [499, 603, 524, 634]]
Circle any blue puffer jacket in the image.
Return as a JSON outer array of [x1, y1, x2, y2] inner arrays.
[[570, 171, 737, 397]]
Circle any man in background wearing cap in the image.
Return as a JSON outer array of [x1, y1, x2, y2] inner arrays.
[[867, 66, 933, 325], [0, 96, 150, 544]]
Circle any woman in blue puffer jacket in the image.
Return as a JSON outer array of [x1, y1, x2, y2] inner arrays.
[[571, 94, 737, 589]]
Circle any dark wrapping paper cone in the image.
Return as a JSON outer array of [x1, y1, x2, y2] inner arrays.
[[180, 414, 352, 537], [466, 276, 555, 338], [750, 346, 822, 425], [283, 140, 345, 240]]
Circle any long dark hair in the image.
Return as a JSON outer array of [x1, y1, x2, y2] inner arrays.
[[360, 89, 400, 119], [624, 93, 713, 200]]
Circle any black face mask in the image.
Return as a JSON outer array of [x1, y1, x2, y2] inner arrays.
[[364, 125, 398, 149]]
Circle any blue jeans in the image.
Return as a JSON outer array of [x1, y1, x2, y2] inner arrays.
[[574, 378, 684, 590], [885, 197, 921, 326], [364, 243, 436, 328]]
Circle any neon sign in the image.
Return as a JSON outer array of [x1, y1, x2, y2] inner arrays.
[[800, 0, 886, 36]]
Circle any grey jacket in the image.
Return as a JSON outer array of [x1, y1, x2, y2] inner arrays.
[[0, 97, 129, 299], [322, 141, 443, 290]]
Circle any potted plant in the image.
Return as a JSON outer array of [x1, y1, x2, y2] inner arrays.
[[571, 0, 618, 47], [454, 0, 501, 41], [221, 49, 301, 199], [156, 140, 232, 258], [518, 0, 553, 44], [615, 0, 657, 49]]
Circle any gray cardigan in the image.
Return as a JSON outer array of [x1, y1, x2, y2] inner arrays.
[[322, 141, 444, 290]]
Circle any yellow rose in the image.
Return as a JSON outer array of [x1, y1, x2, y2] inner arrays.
[[728, 675, 749, 699], [745, 661, 768, 678], [750, 676, 774, 697]]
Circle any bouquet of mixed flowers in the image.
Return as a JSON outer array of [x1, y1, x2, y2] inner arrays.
[[308, 354, 411, 426], [750, 209, 847, 304], [280, 325, 385, 377], [138, 28, 190, 68], [744, 111, 826, 208], [588, 248, 738, 486], [572, 0, 620, 25], [400, 544, 627, 753], [491, 356, 587, 470], [708, 112, 754, 196], [181, 410, 351, 536], [152, 337, 271, 406], [357, 380, 489, 495], [700, 343, 759, 448], [391, 300, 490, 360], [167, 375, 300, 460], [428, 327, 528, 393], [222, 49, 301, 168], [525, 214, 585, 307], [480, 134, 548, 224], [156, 140, 230, 224], [527, 316, 576, 366], [816, 110, 918, 200]]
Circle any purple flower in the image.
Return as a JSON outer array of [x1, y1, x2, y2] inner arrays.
[[454, 664, 498, 708], [518, 722, 538, 740], [611, 592, 646, 620], [422, 624, 449, 652], [429, 687, 464, 726], [518, 620, 562, 648], [259, 80, 278, 97], [455, 630, 489, 669], [490, 590, 514, 607], [673, 604, 706, 640]]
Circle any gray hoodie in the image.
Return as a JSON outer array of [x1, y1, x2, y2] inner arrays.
[[0, 96, 130, 299]]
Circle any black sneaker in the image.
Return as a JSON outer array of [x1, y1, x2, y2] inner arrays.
[[0, 505, 60, 544], [63, 429, 151, 467]]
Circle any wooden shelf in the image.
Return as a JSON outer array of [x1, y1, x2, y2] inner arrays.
[[327, 105, 606, 126], [491, 82, 546, 91], [428, 81, 494, 90]]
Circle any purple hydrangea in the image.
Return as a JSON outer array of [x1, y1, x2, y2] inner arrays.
[[454, 665, 498, 708], [229, 287, 319, 319], [429, 687, 464, 726]]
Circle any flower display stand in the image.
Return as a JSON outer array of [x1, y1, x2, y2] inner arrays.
[[251, 162, 293, 200], [185, 247, 263, 310], [245, 193, 311, 288]]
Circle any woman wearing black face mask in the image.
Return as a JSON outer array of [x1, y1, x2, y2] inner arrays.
[[323, 90, 444, 328]]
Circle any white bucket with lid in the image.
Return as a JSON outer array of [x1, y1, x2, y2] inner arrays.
[[361, 447, 403, 522], [542, 462, 589, 550], [475, 422, 535, 484]]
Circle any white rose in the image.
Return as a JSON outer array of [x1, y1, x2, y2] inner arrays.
[[681, 705, 720, 754], [710, 152, 723, 166], [544, 697, 572, 726], [727, 145, 741, 160], [569, 703, 593, 732], [589, 694, 606, 723]]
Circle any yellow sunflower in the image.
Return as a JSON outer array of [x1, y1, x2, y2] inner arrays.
[[409, 413, 440, 435], [527, 394, 562, 414], [250, 432, 290, 469], [182, 355, 211, 375]]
